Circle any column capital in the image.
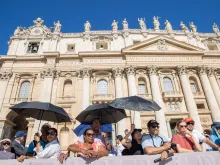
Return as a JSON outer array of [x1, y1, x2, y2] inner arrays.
[[176, 65, 188, 75], [197, 65, 208, 76], [0, 70, 13, 81], [79, 68, 91, 78], [147, 65, 158, 75], [125, 66, 136, 76], [40, 68, 59, 78], [207, 67, 217, 77], [112, 67, 124, 78]]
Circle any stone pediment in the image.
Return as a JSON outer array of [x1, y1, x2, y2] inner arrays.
[[122, 36, 204, 55]]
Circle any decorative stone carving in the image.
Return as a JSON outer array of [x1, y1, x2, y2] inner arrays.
[[165, 20, 173, 32], [213, 23, 219, 34], [138, 18, 147, 31], [112, 68, 124, 78], [147, 66, 158, 75], [153, 16, 160, 30], [180, 21, 189, 32], [84, 21, 91, 33], [122, 18, 129, 31], [54, 20, 62, 33], [207, 67, 217, 77], [197, 65, 208, 75], [14, 27, 27, 36], [190, 22, 197, 33], [167, 102, 181, 111], [41, 68, 57, 78], [111, 20, 118, 32], [125, 66, 136, 76], [176, 66, 188, 75], [157, 38, 167, 51], [0, 71, 12, 80], [33, 18, 44, 27], [80, 69, 91, 78]]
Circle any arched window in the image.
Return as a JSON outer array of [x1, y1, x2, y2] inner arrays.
[[138, 78, 146, 94], [189, 78, 198, 93], [63, 80, 72, 97], [163, 77, 174, 92], [97, 80, 108, 94], [18, 81, 30, 98]]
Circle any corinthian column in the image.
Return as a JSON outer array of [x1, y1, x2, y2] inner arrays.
[[207, 68, 220, 108], [147, 66, 168, 137], [125, 66, 141, 129], [80, 69, 91, 111], [177, 66, 202, 132], [112, 68, 125, 135], [197, 66, 220, 122]]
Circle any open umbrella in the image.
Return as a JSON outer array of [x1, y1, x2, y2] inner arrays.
[[10, 101, 71, 123], [75, 103, 126, 124]]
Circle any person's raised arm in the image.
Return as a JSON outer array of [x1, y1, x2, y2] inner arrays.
[[121, 124, 134, 147]]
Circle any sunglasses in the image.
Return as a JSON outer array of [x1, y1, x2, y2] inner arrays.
[[179, 125, 187, 128], [86, 133, 95, 137], [46, 132, 56, 136], [187, 122, 195, 126], [151, 125, 159, 129], [3, 143, 10, 146]]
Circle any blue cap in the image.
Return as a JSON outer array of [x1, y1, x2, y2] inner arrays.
[[211, 122, 220, 128], [15, 131, 27, 138]]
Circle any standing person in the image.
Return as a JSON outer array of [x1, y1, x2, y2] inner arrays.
[[116, 135, 124, 156], [124, 129, 132, 140], [121, 124, 144, 155], [172, 120, 202, 152], [184, 117, 220, 151], [11, 131, 27, 158], [210, 122, 220, 151], [141, 120, 175, 161], [26, 123, 51, 156], [0, 139, 15, 159]]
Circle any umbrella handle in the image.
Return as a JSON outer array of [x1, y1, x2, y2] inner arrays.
[[38, 111, 44, 132], [133, 111, 135, 124]]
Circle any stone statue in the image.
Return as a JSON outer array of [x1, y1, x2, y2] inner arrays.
[[138, 18, 146, 30], [165, 20, 172, 32], [153, 16, 160, 30], [33, 17, 44, 26], [54, 20, 62, 33], [213, 23, 219, 33], [14, 27, 23, 36], [84, 21, 91, 32], [180, 21, 189, 32], [189, 22, 197, 33], [122, 18, 129, 30], [112, 20, 118, 32]]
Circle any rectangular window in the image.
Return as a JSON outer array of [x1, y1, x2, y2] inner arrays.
[[67, 44, 75, 52], [27, 42, 40, 53], [96, 43, 108, 50], [197, 103, 205, 110]]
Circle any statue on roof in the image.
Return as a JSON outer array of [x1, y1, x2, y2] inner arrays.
[[122, 18, 129, 30], [84, 21, 91, 32], [54, 20, 62, 33], [138, 18, 146, 31], [14, 27, 24, 36], [153, 16, 160, 30], [33, 17, 44, 27], [180, 21, 189, 32], [165, 20, 172, 32], [112, 20, 118, 32], [213, 23, 219, 33], [189, 22, 197, 33]]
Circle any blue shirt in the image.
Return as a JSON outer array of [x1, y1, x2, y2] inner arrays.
[[210, 135, 220, 151], [26, 137, 48, 156], [141, 134, 169, 153]]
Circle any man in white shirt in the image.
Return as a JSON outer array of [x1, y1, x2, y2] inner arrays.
[[116, 135, 124, 156], [184, 117, 220, 151]]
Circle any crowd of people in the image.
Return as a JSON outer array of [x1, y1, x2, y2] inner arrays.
[[0, 117, 220, 162]]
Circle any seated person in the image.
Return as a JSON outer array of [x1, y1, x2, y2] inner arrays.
[[17, 128, 61, 162], [142, 120, 175, 161], [26, 124, 50, 156], [121, 124, 144, 155], [11, 131, 27, 158], [172, 120, 202, 152], [67, 128, 108, 158], [210, 122, 220, 151], [0, 139, 15, 159], [116, 135, 124, 156]]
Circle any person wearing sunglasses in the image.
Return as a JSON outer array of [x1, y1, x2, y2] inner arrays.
[[172, 120, 202, 153], [0, 139, 15, 159], [184, 117, 220, 152], [141, 120, 175, 161], [210, 122, 220, 151], [17, 128, 61, 162], [67, 128, 108, 158]]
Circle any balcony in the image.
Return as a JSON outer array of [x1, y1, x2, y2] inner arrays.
[[10, 97, 32, 104], [162, 91, 183, 102], [138, 94, 152, 100], [92, 94, 114, 104], [57, 96, 76, 104], [193, 92, 205, 99]]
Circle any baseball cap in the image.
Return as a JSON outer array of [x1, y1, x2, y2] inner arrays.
[[211, 122, 220, 128], [15, 131, 27, 138], [147, 120, 159, 128], [116, 135, 123, 141], [184, 117, 194, 123]]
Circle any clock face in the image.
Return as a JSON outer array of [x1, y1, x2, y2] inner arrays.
[[31, 27, 43, 35]]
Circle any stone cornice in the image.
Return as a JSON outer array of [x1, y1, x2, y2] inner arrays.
[[78, 51, 121, 57]]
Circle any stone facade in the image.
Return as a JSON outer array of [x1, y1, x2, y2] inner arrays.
[[1, 18, 220, 149]]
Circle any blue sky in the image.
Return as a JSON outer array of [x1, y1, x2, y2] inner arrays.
[[0, 0, 219, 54]]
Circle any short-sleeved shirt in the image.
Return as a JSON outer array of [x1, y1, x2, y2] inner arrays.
[[76, 141, 105, 152], [26, 137, 48, 156], [172, 135, 194, 150], [0, 151, 15, 159], [141, 134, 169, 151], [192, 129, 206, 143], [210, 135, 220, 151]]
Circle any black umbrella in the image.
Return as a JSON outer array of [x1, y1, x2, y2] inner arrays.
[[10, 101, 71, 123], [75, 103, 127, 124], [109, 96, 161, 112]]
